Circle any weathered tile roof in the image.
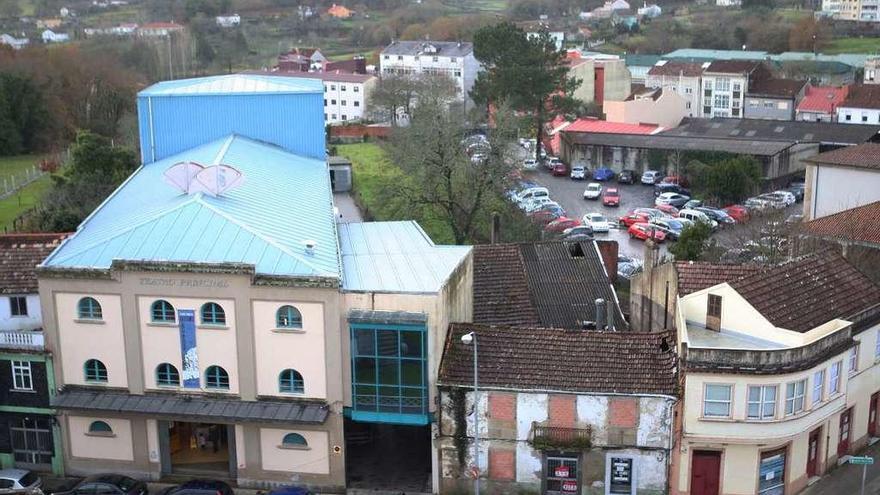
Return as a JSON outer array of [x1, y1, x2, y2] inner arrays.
[[675, 261, 761, 295], [704, 60, 765, 74], [841, 83, 880, 110], [804, 142, 880, 170], [747, 78, 807, 98], [647, 61, 704, 77], [0, 233, 69, 294], [729, 251, 880, 333], [473, 242, 626, 330], [438, 323, 677, 395], [797, 85, 848, 114], [801, 201, 880, 246]]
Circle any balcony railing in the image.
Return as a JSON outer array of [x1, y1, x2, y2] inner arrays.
[[529, 422, 592, 450], [0, 330, 45, 350]]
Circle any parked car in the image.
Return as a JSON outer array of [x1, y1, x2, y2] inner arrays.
[[678, 209, 719, 231], [695, 207, 736, 227], [743, 197, 771, 212], [655, 204, 680, 217], [522, 197, 556, 213], [723, 204, 750, 223], [593, 167, 615, 181], [158, 481, 234, 495], [264, 487, 314, 495], [0, 470, 41, 495], [522, 158, 538, 171], [570, 165, 587, 180], [682, 199, 703, 210], [545, 216, 582, 233], [628, 223, 666, 242], [655, 192, 691, 208], [617, 255, 643, 279], [562, 225, 594, 240], [771, 190, 796, 206], [648, 218, 689, 241], [660, 175, 689, 187], [582, 212, 611, 233], [583, 182, 602, 200], [786, 186, 804, 202], [528, 208, 563, 224], [640, 170, 663, 185], [757, 193, 788, 209], [545, 156, 562, 170], [618, 212, 652, 228], [514, 187, 549, 206], [654, 183, 691, 197], [54, 475, 147, 495], [633, 207, 670, 219], [602, 188, 620, 206], [551, 162, 568, 176], [617, 169, 636, 184]]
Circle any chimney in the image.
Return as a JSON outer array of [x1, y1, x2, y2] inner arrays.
[[595, 298, 607, 330], [490, 212, 500, 244], [607, 300, 615, 331]]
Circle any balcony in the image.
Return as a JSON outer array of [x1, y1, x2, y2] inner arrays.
[[0, 330, 45, 351], [529, 422, 592, 450]]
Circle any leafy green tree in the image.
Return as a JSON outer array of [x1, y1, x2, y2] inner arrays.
[[669, 222, 713, 261], [0, 73, 51, 155], [472, 23, 581, 162], [685, 156, 762, 206]]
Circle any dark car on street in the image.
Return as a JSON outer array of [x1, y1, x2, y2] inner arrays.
[[617, 169, 636, 184], [695, 207, 736, 227], [158, 481, 233, 495], [53, 475, 147, 495], [653, 183, 691, 197]]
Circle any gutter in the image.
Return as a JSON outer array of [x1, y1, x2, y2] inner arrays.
[[437, 382, 678, 402]]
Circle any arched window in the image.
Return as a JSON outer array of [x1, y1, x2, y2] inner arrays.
[[78, 297, 102, 320], [201, 302, 226, 325], [151, 300, 175, 323], [88, 421, 112, 434], [276, 305, 303, 329], [281, 433, 308, 447], [84, 359, 108, 383], [279, 369, 305, 394], [205, 365, 229, 390], [156, 363, 180, 386]]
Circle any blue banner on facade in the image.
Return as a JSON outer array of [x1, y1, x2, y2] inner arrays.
[[178, 309, 200, 388]]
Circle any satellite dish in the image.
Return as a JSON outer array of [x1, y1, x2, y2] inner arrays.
[[193, 164, 245, 197], [164, 161, 205, 194]]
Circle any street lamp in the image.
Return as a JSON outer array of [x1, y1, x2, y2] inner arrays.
[[461, 331, 479, 495]]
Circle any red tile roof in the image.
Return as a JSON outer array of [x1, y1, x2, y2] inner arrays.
[[0, 233, 69, 294], [563, 118, 661, 135], [797, 85, 848, 114], [675, 261, 761, 295], [438, 323, 677, 395], [804, 142, 880, 170], [841, 83, 880, 110], [801, 201, 880, 246]]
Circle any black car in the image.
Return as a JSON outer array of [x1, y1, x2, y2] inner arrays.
[[158, 480, 234, 495], [54, 475, 147, 495], [617, 169, 636, 184], [653, 183, 691, 197], [694, 207, 736, 227]]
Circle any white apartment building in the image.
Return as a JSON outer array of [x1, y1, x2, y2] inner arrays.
[[380, 40, 480, 109], [700, 60, 771, 118], [826, 0, 880, 20], [669, 253, 880, 495], [645, 60, 703, 117], [246, 71, 377, 125], [837, 83, 880, 124]]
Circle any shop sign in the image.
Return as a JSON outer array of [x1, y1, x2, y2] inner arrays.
[[561, 480, 578, 492], [554, 465, 570, 478]]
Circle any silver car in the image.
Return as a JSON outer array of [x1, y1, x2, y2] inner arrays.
[[0, 469, 42, 495]]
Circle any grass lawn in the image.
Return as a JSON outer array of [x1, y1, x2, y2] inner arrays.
[[0, 175, 51, 232], [0, 154, 43, 188], [825, 37, 880, 54], [336, 142, 455, 244]]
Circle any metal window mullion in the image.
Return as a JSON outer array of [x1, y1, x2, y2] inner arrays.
[[373, 328, 379, 410]]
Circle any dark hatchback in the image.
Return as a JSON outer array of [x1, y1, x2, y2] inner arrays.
[[158, 481, 234, 495], [617, 169, 636, 184], [53, 475, 147, 495], [653, 183, 691, 197]]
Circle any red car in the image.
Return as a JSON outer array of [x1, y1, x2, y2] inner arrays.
[[723, 204, 750, 223], [602, 188, 620, 206], [551, 162, 568, 176], [618, 212, 651, 228], [661, 175, 689, 187], [529, 209, 561, 225], [628, 223, 666, 243], [655, 204, 680, 216], [544, 216, 581, 233]]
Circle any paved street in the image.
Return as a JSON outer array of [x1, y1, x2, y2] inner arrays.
[[802, 442, 880, 495]]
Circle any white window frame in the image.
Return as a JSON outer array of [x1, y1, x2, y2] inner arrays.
[[703, 383, 733, 418], [812, 369, 824, 405], [747, 385, 777, 420], [11, 361, 33, 391], [830, 361, 842, 394], [785, 379, 806, 416], [848, 344, 859, 374]]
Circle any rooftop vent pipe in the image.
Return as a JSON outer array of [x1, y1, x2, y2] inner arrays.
[[595, 298, 607, 331]]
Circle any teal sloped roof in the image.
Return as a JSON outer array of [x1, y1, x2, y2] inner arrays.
[[44, 135, 340, 278], [139, 74, 323, 97]]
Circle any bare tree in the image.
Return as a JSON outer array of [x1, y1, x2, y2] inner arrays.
[[370, 73, 458, 126]]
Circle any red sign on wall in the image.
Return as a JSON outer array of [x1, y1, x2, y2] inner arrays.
[[554, 466, 570, 478], [561, 480, 578, 492]]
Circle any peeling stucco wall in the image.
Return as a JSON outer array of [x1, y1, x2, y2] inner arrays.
[[637, 397, 672, 448], [577, 395, 609, 444]]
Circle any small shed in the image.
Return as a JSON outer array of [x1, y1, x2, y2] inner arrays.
[[328, 156, 352, 192]]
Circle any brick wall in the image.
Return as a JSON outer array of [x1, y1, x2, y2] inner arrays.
[[549, 394, 577, 428], [608, 397, 638, 445], [488, 392, 517, 439], [488, 448, 515, 481]]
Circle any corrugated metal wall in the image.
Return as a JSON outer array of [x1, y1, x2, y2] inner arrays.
[[137, 92, 325, 164]]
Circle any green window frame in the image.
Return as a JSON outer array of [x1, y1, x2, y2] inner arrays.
[[156, 363, 180, 386], [279, 369, 305, 394], [205, 365, 229, 389], [350, 322, 428, 424], [151, 300, 175, 323], [281, 433, 308, 446], [78, 297, 102, 320], [84, 359, 108, 383], [276, 305, 303, 329], [88, 421, 112, 433], [200, 302, 225, 325]]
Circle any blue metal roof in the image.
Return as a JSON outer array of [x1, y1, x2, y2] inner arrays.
[[44, 135, 340, 278], [139, 74, 323, 97], [338, 221, 471, 294]]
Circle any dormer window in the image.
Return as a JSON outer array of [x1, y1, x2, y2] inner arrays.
[[707, 294, 722, 331]]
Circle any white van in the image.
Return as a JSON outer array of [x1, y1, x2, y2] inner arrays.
[[516, 187, 549, 206], [678, 209, 719, 230]]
